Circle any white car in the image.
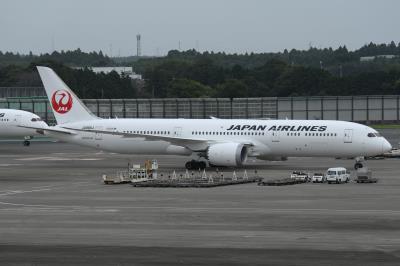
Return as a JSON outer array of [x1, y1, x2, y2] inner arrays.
[[326, 167, 350, 184], [312, 173, 325, 183]]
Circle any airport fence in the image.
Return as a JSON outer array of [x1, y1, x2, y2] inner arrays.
[[0, 87, 399, 125]]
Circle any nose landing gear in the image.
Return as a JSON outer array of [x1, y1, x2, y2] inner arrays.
[[23, 140, 30, 146], [354, 156, 365, 170], [185, 160, 207, 170], [23, 136, 32, 146]]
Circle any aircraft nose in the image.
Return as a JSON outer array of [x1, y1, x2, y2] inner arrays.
[[382, 139, 392, 153]]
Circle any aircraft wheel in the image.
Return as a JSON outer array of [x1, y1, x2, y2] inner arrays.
[[185, 160, 206, 170], [198, 161, 206, 170], [23, 140, 30, 146], [185, 161, 193, 170], [354, 162, 363, 170]]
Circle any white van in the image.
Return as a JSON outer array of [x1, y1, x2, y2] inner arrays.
[[326, 167, 350, 184]]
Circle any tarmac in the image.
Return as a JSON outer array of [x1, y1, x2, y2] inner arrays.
[[0, 129, 400, 265]]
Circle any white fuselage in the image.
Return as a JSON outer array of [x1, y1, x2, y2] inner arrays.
[[0, 109, 47, 138], [48, 118, 391, 158]]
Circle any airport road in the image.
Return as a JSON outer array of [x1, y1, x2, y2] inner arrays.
[[0, 140, 400, 265]]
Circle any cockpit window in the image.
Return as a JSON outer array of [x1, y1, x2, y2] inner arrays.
[[367, 133, 376, 137], [31, 117, 42, 122]]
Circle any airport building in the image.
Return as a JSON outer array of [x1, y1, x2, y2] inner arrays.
[[73, 66, 142, 80]]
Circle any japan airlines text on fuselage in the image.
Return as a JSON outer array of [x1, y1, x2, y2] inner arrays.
[[34, 66, 392, 168]]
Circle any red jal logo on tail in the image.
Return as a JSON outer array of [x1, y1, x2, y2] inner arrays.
[[51, 90, 73, 114]]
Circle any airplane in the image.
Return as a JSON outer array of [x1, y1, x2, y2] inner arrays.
[[26, 66, 392, 169], [0, 108, 48, 146]]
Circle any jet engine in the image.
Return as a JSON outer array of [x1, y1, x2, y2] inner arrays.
[[207, 143, 248, 167]]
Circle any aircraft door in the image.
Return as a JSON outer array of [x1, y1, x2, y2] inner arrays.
[[173, 127, 182, 137], [95, 126, 103, 140], [13, 114, 22, 125], [343, 129, 353, 143], [271, 129, 280, 142]]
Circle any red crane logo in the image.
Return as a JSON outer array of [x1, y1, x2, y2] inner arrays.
[[51, 90, 73, 114]]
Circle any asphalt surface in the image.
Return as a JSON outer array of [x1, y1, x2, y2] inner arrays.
[[0, 130, 400, 265]]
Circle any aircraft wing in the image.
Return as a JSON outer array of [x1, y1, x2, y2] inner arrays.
[[18, 125, 76, 135], [62, 127, 253, 151]]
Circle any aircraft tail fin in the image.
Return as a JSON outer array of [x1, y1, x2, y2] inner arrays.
[[37, 66, 98, 124]]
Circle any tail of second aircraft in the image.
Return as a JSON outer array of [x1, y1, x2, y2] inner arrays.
[[37, 66, 98, 124]]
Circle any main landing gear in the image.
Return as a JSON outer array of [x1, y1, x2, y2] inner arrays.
[[185, 160, 207, 170]]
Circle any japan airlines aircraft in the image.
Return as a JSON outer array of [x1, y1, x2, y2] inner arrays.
[[30, 66, 392, 169], [0, 109, 48, 146]]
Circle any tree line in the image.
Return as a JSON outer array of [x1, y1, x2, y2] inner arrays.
[[0, 49, 113, 68], [133, 41, 400, 97], [0, 61, 136, 98], [141, 60, 400, 98], [0, 42, 400, 98]]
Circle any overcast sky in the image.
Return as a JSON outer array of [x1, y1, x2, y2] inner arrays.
[[1, 0, 399, 56]]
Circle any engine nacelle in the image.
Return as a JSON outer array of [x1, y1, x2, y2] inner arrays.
[[207, 143, 248, 167]]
